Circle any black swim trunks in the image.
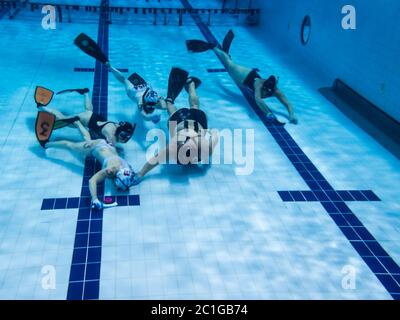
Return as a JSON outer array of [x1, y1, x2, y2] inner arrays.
[[243, 69, 262, 92], [87, 113, 113, 139], [243, 70, 277, 97]]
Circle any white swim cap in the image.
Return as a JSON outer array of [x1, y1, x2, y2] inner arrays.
[[115, 165, 135, 191]]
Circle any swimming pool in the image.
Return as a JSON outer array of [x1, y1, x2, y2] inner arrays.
[[0, 0, 399, 300]]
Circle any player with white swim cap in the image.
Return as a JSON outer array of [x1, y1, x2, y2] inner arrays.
[[106, 62, 166, 124], [73, 33, 166, 124], [37, 116, 135, 210]]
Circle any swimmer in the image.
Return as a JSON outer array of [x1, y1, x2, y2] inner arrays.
[[131, 68, 219, 185], [74, 33, 165, 124], [186, 30, 298, 124], [38, 86, 135, 145], [106, 63, 166, 124], [36, 113, 136, 210]]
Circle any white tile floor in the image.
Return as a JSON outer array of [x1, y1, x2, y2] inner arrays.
[[0, 3, 399, 300]]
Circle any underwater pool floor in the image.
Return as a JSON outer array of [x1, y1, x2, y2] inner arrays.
[[0, 0, 399, 300]]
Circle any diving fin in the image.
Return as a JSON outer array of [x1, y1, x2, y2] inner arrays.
[[56, 88, 90, 95], [35, 86, 54, 107], [222, 29, 235, 55], [186, 40, 216, 53], [166, 68, 189, 103], [184, 76, 202, 93], [35, 111, 56, 148], [54, 116, 80, 130], [128, 73, 147, 87], [74, 33, 108, 64]]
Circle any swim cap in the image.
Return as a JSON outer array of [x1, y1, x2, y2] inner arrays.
[[114, 165, 135, 191], [262, 75, 277, 97], [143, 89, 159, 110], [116, 122, 135, 142]]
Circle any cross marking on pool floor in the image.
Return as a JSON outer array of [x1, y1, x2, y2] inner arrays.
[[181, 0, 400, 299], [39, 0, 140, 300]]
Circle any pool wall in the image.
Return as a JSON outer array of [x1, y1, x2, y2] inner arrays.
[[253, 0, 400, 123]]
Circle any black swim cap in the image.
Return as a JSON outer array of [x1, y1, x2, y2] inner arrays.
[[262, 76, 277, 97], [116, 122, 136, 142]]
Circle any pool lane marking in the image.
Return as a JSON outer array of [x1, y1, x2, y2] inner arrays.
[[38, 0, 138, 300], [41, 196, 139, 211], [73, 67, 129, 72], [207, 68, 227, 73], [181, 0, 400, 299], [66, 0, 110, 300]]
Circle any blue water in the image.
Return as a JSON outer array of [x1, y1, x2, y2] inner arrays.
[[0, 0, 399, 300]]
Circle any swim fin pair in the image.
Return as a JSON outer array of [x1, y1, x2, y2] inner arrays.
[[166, 69, 202, 103], [74, 33, 109, 64], [34, 86, 81, 147], [186, 29, 235, 54], [34, 86, 85, 127]]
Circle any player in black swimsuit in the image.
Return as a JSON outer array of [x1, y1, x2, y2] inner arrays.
[[186, 30, 298, 124], [131, 68, 219, 185], [39, 87, 135, 145]]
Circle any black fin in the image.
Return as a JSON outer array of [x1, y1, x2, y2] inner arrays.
[[74, 33, 108, 63], [167, 68, 189, 103], [222, 29, 235, 54], [128, 73, 147, 88], [186, 40, 216, 53], [185, 77, 202, 93], [56, 88, 89, 95]]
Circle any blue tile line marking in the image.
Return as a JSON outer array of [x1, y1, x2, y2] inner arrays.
[[41, 195, 140, 210], [74, 67, 129, 73], [39, 2, 138, 299], [180, 0, 400, 299], [65, 0, 110, 300], [278, 190, 381, 203], [207, 68, 227, 73]]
